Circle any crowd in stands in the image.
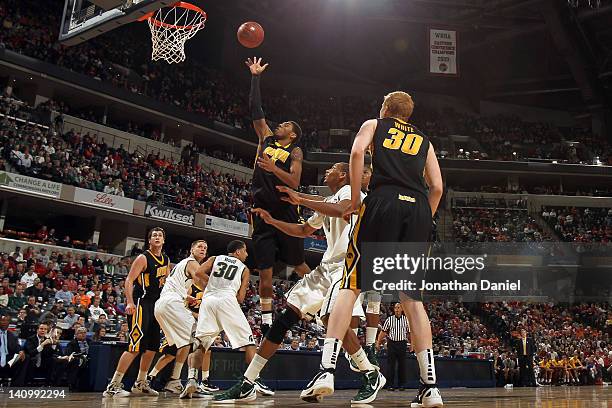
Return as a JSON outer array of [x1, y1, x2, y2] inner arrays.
[[452, 208, 550, 243], [1, 96, 253, 223], [482, 302, 611, 386], [542, 207, 612, 243], [1, 0, 610, 166]]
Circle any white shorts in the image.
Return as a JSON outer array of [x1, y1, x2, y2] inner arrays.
[[154, 294, 196, 349], [195, 294, 255, 349], [286, 261, 365, 320]]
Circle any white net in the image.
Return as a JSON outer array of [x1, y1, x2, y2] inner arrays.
[[567, 0, 601, 7], [147, 3, 206, 64]]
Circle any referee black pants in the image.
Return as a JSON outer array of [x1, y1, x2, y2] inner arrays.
[[387, 340, 407, 388]]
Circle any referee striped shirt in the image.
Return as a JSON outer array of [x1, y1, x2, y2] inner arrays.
[[382, 314, 410, 341]]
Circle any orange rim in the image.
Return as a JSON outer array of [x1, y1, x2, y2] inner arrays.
[[138, 2, 206, 30]]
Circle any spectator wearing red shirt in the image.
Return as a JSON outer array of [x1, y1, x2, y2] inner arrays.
[[63, 260, 79, 275], [1, 277, 13, 295], [81, 259, 95, 276], [36, 225, 48, 241], [64, 274, 78, 292]]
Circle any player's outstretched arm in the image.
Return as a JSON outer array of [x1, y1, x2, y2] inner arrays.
[[124, 254, 147, 315], [252, 208, 317, 238], [424, 143, 443, 216], [237, 267, 250, 304], [277, 185, 348, 217], [246, 57, 273, 142], [344, 119, 377, 219]]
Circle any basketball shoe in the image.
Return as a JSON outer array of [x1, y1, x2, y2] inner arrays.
[[410, 380, 443, 408], [213, 376, 256, 403]]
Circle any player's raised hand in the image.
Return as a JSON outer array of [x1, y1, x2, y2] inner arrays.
[[245, 57, 269, 76], [277, 186, 301, 205], [252, 208, 273, 224], [257, 154, 276, 173]]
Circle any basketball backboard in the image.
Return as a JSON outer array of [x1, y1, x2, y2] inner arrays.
[[59, 0, 175, 46]]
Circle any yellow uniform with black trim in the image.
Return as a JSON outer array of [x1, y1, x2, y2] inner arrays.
[[341, 117, 432, 293], [129, 250, 169, 352], [251, 137, 304, 269]]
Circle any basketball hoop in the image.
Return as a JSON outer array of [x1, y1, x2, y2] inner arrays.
[[140, 2, 206, 64]]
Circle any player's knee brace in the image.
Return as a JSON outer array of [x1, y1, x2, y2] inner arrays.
[[265, 307, 300, 344]]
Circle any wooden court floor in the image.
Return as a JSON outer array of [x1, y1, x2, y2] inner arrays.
[[2, 387, 611, 407]]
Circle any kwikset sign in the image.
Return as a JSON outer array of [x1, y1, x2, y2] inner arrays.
[[144, 204, 195, 225]]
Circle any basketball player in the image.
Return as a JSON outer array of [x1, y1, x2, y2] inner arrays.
[[104, 227, 169, 397], [246, 57, 310, 336], [214, 163, 384, 404], [185, 282, 219, 393], [302, 92, 445, 408], [147, 278, 217, 394], [153, 240, 211, 399], [282, 166, 382, 371], [194, 240, 263, 402]]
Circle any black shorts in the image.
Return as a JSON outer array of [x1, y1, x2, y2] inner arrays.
[[251, 204, 305, 270], [341, 186, 432, 292], [159, 337, 178, 356], [128, 298, 161, 353]]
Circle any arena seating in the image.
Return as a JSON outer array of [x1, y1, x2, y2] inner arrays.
[[1, 0, 610, 165]]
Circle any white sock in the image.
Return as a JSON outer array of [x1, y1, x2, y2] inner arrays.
[[321, 338, 342, 371], [366, 327, 378, 346], [149, 367, 159, 378], [417, 349, 436, 384], [245, 354, 268, 383], [172, 362, 184, 380], [351, 348, 374, 372], [137, 370, 147, 382], [188, 367, 198, 379], [262, 312, 273, 326], [111, 371, 124, 384], [201, 370, 209, 381]]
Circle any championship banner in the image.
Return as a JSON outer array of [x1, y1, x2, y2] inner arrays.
[[429, 28, 458, 76], [205, 215, 249, 237], [145, 204, 195, 225], [74, 187, 134, 213], [0, 171, 62, 198]]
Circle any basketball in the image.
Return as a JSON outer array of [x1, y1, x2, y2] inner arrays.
[[237, 21, 264, 48]]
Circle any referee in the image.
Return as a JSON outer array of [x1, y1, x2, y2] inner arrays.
[[376, 303, 410, 390]]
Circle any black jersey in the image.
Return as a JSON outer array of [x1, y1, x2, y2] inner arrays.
[[369, 118, 430, 197], [252, 137, 299, 211], [188, 283, 203, 314], [134, 250, 170, 300]]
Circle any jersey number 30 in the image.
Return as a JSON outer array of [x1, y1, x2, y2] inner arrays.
[[383, 128, 423, 155], [213, 262, 238, 280]]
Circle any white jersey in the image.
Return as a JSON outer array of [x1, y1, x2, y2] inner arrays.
[[203, 255, 247, 297], [306, 185, 366, 264], [160, 255, 197, 299]]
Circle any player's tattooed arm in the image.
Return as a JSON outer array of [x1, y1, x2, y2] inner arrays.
[[237, 267, 250, 304], [260, 146, 303, 189], [252, 208, 318, 238], [124, 254, 147, 315]]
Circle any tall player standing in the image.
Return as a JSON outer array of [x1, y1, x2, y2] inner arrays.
[[104, 227, 169, 397], [302, 92, 445, 407], [246, 57, 310, 336]]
